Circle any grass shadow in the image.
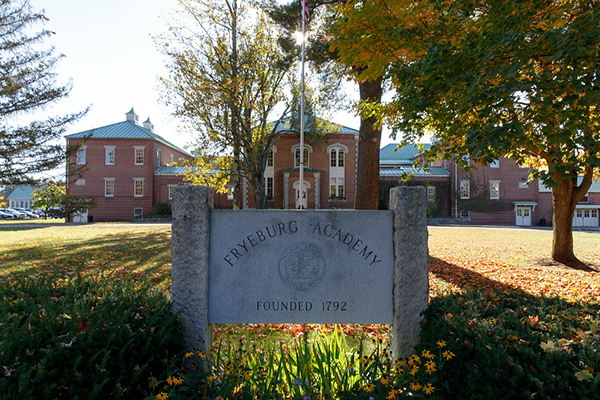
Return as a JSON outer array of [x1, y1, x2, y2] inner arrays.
[[422, 257, 600, 399]]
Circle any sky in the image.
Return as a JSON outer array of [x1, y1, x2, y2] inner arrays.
[[30, 0, 393, 151]]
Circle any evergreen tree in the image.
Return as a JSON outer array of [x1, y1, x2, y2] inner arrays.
[[0, 0, 85, 185]]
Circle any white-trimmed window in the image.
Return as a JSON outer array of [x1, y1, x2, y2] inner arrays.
[[292, 143, 312, 168], [490, 159, 499, 168], [265, 147, 275, 199], [427, 186, 436, 202], [460, 210, 470, 218], [330, 148, 344, 167], [134, 178, 144, 197], [156, 149, 161, 167], [105, 146, 115, 165], [170, 154, 174, 163], [135, 147, 144, 165], [460, 180, 470, 199], [77, 147, 86, 165], [267, 148, 274, 167], [134, 208, 143, 217], [330, 177, 344, 198], [328, 144, 347, 199], [266, 177, 274, 199], [104, 178, 115, 197], [490, 180, 500, 200], [295, 148, 309, 168], [227, 186, 234, 201]]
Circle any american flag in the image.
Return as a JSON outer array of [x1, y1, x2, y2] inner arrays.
[[301, 0, 309, 23]]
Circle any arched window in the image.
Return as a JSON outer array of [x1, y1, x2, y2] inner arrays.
[[327, 144, 347, 199], [291, 143, 313, 168]]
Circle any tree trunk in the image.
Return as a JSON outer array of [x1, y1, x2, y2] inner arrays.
[[252, 171, 268, 209], [550, 170, 593, 264], [551, 180, 577, 263], [354, 77, 383, 210]]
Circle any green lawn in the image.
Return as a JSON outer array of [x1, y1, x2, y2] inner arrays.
[[1, 225, 598, 399]]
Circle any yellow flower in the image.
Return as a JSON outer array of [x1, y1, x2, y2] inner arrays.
[[380, 375, 391, 385], [409, 366, 419, 376], [172, 376, 184, 385], [423, 383, 435, 395], [422, 350, 435, 359], [362, 383, 376, 393], [208, 375, 217, 383], [388, 387, 400, 399], [393, 359, 406, 367], [436, 340, 447, 348], [185, 352, 194, 358], [425, 360, 437, 374], [166, 376, 175, 386], [410, 382, 422, 391], [443, 350, 455, 360], [155, 393, 168, 400], [409, 354, 421, 365], [197, 351, 207, 359]]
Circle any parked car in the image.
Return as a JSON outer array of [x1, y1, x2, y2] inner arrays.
[[0, 210, 15, 219], [0, 208, 26, 219], [13, 208, 40, 219]]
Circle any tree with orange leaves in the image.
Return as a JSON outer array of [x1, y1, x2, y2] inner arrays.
[[333, 0, 600, 267]]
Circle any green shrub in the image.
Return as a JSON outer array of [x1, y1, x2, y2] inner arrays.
[[418, 290, 600, 399], [152, 202, 172, 216], [0, 274, 185, 399]]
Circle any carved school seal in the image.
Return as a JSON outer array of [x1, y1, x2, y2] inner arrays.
[[278, 242, 326, 291]]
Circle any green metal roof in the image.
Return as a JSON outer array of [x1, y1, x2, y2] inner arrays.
[[7, 185, 37, 200], [65, 120, 190, 155], [379, 143, 430, 164], [154, 166, 188, 174], [380, 166, 450, 177], [270, 116, 359, 135]]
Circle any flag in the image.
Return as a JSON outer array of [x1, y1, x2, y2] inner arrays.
[[301, 0, 309, 23]]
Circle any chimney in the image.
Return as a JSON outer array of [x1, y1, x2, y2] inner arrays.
[[143, 117, 154, 132], [125, 107, 139, 124]]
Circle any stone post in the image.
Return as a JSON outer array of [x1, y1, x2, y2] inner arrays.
[[389, 186, 429, 359], [171, 185, 213, 355]]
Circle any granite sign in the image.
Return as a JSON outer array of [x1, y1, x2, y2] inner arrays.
[[171, 185, 429, 360], [209, 210, 394, 324]]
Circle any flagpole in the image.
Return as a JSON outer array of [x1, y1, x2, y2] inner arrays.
[[299, 0, 306, 210]]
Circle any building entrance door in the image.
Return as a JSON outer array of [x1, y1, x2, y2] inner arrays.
[[515, 207, 531, 226], [295, 182, 308, 209]]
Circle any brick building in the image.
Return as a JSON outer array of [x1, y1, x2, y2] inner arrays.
[[380, 143, 600, 227], [65, 109, 192, 221], [212, 120, 360, 210], [64, 109, 597, 226], [65, 111, 359, 220]]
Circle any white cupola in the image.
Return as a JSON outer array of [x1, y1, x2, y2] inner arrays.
[[143, 117, 154, 132], [125, 107, 139, 124]]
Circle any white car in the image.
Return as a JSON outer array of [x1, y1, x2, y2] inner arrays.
[[0, 210, 15, 219], [0, 208, 26, 219], [13, 208, 40, 219]]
